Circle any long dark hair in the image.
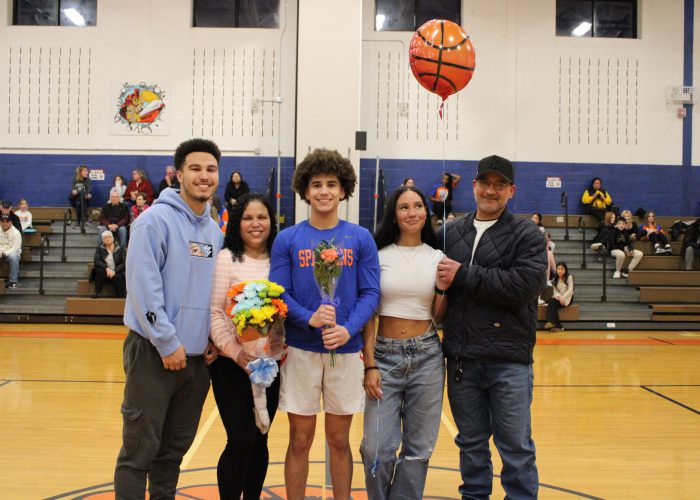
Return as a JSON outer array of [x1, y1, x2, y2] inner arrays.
[[443, 173, 455, 201], [586, 177, 607, 196], [374, 186, 438, 251], [553, 261, 571, 287], [223, 193, 277, 262]]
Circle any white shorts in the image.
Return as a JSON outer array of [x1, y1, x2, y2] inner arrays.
[[279, 346, 365, 416]]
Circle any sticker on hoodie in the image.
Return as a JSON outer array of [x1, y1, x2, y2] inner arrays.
[[189, 241, 213, 258]]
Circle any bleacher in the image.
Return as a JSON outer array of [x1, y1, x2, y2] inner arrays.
[[0, 206, 698, 329]]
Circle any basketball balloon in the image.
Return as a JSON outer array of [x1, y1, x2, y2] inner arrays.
[[409, 19, 476, 101]]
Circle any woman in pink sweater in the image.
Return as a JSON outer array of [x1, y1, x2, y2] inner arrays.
[[209, 192, 283, 499]]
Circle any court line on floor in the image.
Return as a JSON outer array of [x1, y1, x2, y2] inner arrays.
[[181, 406, 220, 470], [640, 386, 700, 416], [2, 378, 124, 384], [648, 336, 675, 345], [0, 380, 12, 388], [0, 330, 126, 340]]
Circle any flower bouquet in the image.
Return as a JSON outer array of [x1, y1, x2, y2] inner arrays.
[[313, 239, 344, 366], [226, 279, 287, 433]]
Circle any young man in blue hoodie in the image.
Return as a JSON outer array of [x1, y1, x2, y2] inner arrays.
[[270, 148, 380, 499], [115, 138, 224, 499]]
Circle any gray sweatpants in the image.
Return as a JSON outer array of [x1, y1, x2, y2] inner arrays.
[[114, 331, 210, 500]]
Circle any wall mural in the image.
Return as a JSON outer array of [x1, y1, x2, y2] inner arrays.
[[111, 81, 169, 135]]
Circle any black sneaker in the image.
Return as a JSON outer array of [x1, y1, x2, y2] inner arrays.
[[6, 282, 18, 289]]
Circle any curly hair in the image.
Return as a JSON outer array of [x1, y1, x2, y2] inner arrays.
[[173, 138, 221, 171], [292, 148, 357, 203], [374, 186, 438, 251], [223, 193, 277, 263]]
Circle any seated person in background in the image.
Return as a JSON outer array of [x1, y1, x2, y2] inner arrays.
[[581, 177, 613, 222], [0, 200, 23, 234], [130, 193, 150, 222], [429, 172, 461, 225], [402, 177, 415, 187], [544, 262, 574, 333], [531, 212, 545, 234], [620, 209, 638, 241], [638, 210, 672, 255], [69, 165, 93, 228], [609, 218, 643, 279], [92, 231, 126, 298], [15, 199, 34, 233], [156, 165, 179, 199], [0, 214, 22, 289], [591, 211, 616, 252], [98, 190, 130, 246], [112, 175, 126, 203], [124, 169, 155, 205], [682, 219, 700, 270]]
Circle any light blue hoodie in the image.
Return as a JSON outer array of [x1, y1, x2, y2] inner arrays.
[[123, 188, 223, 356]]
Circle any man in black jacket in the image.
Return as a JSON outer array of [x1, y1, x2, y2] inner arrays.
[[0, 200, 23, 234], [97, 190, 130, 246], [682, 218, 700, 270], [437, 155, 546, 499]]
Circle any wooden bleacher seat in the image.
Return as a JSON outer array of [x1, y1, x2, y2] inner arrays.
[[65, 297, 125, 316], [636, 256, 686, 271], [31, 207, 75, 223], [633, 241, 682, 255], [650, 304, 700, 322], [538, 304, 580, 322], [0, 278, 4, 295], [76, 279, 117, 297], [639, 287, 700, 303], [628, 271, 700, 286]]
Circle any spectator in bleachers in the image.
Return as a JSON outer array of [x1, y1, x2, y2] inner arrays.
[[98, 190, 130, 246], [0, 200, 23, 234], [224, 171, 250, 211], [91, 230, 126, 298], [15, 199, 34, 233], [544, 262, 574, 332], [112, 175, 127, 202], [682, 219, 700, 270], [638, 210, 672, 255], [591, 211, 616, 252], [402, 177, 415, 187], [609, 218, 643, 279], [429, 172, 461, 225], [124, 169, 154, 204], [69, 165, 93, 228], [581, 177, 613, 222], [531, 212, 545, 234], [620, 209, 638, 241], [0, 213, 22, 289], [130, 193, 150, 222], [156, 165, 180, 199]]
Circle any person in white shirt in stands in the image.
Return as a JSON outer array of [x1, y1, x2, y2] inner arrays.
[[15, 199, 34, 233], [0, 214, 22, 289], [360, 185, 449, 500]]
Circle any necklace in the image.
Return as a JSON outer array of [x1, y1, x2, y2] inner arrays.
[[394, 243, 422, 263]]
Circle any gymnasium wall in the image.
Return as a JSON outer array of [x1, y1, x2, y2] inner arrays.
[[0, 0, 698, 231]]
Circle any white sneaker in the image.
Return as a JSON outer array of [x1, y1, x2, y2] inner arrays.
[[613, 271, 621, 279], [538, 298, 545, 305], [664, 244, 672, 255], [654, 244, 664, 255]]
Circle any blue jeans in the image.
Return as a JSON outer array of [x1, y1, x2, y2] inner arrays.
[[360, 330, 445, 500], [1, 253, 20, 282], [446, 358, 538, 500]]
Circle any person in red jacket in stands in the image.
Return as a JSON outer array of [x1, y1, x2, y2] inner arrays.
[[124, 168, 155, 205]]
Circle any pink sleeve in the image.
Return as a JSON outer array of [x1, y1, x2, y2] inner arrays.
[[209, 252, 243, 361]]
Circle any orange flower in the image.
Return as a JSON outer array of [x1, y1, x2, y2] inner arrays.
[[272, 298, 288, 318], [226, 282, 247, 299], [320, 248, 339, 263]]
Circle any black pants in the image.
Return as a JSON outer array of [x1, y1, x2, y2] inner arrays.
[[209, 355, 280, 500], [546, 299, 565, 327], [586, 205, 606, 223], [94, 267, 126, 297], [69, 192, 90, 224], [647, 232, 669, 246], [433, 200, 453, 220]]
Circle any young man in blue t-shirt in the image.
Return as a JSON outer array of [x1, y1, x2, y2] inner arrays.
[[270, 148, 380, 499]]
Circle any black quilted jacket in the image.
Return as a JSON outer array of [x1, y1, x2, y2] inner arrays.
[[439, 210, 547, 364]]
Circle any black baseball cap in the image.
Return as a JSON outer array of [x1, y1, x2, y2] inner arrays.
[[0, 214, 10, 221], [476, 155, 514, 184], [0, 200, 10, 208]]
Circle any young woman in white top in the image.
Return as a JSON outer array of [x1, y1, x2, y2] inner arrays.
[[208, 193, 284, 500], [544, 262, 574, 332], [360, 186, 450, 500]]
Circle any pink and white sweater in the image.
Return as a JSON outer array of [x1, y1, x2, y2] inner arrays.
[[209, 248, 283, 361]]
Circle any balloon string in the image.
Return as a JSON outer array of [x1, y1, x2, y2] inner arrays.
[[441, 99, 446, 250]]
